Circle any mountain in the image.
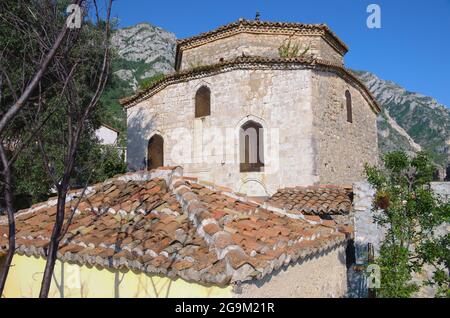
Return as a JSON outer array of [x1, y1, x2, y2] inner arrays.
[[104, 23, 450, 170], [354, 71, 450, 167], [110, 23, 176, 90], [100, 23, 176, 133]]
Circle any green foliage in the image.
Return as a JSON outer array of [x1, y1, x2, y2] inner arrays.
[[383, 96, 449, 168], [99, 56, 169, 142], [278, 38, 310, 58], [352, 70, 450, 169], [376, 244, 419, 297], [99, 72, 129, 135], [12, 134, 126, 208], [187, 60, 202, 70], [96, 145, 127, 180], [139, 73, 164, 90], [0, 0, 126, 209], [365, 151, 450, 297]]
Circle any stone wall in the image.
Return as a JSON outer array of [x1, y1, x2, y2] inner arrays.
[[312, 71, 379, 184], [347, 182, 384, 298], [235, 245, 348, 298], [180, 33, 343, 70], [352, 182, 385, 262], [127, 65, 379, 196], [127, 68, 317, 196]]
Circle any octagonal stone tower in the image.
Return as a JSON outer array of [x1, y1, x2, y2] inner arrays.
[[121, 19, 380, 196]]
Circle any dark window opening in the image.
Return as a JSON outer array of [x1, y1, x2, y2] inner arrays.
[[346, 239, 356, 269], [195, 86, 211, 118], [345, 90, 353, 123], [147, 135, 164, 170], [240, 121, 264, 172]]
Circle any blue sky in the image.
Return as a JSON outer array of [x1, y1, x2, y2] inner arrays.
[[111, 0, 450, 107]]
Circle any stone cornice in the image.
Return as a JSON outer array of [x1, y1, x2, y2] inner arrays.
[[120, 56, 381, 114], [176, 19, 349, 57]]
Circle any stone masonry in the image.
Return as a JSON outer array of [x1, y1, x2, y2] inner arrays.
[[180, 32, 344, 70], [123, 20, 380, 196]]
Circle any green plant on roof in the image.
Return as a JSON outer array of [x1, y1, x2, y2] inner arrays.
[[278, 37, 310, 58], [188, 59, 202, 70], [139, 73, 165, 90]]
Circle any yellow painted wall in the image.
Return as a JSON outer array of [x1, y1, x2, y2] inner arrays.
[[2, 254, 232, 298]]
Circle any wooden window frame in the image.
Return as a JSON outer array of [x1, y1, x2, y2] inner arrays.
[[147, 134, 164, 170], [195, 86, 211, 118], [240, 121, 264, 173]]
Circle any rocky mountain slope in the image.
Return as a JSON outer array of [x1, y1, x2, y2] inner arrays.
[[354, 71, 450, 167], [100, 23, 176, 133], [104, 23, 450, 169], [110, 23, 176, 90]]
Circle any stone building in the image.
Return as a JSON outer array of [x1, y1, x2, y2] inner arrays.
[[95, 124, 120, 146], [121, 19, 380, 196]]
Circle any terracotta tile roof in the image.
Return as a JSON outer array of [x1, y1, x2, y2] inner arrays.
[[119, 55, 380, 114], [176, 19, 348, 55], [267, 186, 353, 215], [0, 168, 351, 286]]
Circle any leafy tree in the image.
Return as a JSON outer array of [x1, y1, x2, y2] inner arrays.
[[0, 0, 123, 210], [365, 151, 450, 297], [0, 0, 118, 297]]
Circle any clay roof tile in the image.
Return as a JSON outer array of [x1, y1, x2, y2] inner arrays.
[[0, 169, 348, 285]]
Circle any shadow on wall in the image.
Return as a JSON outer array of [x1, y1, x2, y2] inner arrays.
[[238, 243, 348, 297], [126, 108, 158, 171]]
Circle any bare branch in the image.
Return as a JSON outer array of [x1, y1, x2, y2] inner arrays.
[[0, 0, 83, 137], [0, 143, 15, 295], [7, 62, 79, 166], [38, 0, 114, 298]]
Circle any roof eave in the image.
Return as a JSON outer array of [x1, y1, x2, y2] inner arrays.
[[176, 19, 349, 56], [120, 57, 380, 114]]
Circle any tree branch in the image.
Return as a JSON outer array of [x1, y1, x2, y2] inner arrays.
[[0, 0, 83, 137]]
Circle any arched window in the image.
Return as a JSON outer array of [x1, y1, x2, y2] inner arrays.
[[147, 134, 164, 170], [240, 121, 264, 172], [345, 90, 352, 123], [195, 86, 211, 118]]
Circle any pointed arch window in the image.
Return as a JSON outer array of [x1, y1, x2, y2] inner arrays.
[[345, 90, 353, 123], [240, 121, 264, 172], [195, 86, 211, 118]]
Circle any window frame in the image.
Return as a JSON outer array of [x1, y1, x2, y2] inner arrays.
[[147, 134, 164, 170], [345, 89, 353, 123], [194, 86, 211, 118], [239, 120, 265, 173]]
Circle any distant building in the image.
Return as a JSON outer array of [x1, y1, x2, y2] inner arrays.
[[95, 124, 126, 161], [95, 124, 120, 146]]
